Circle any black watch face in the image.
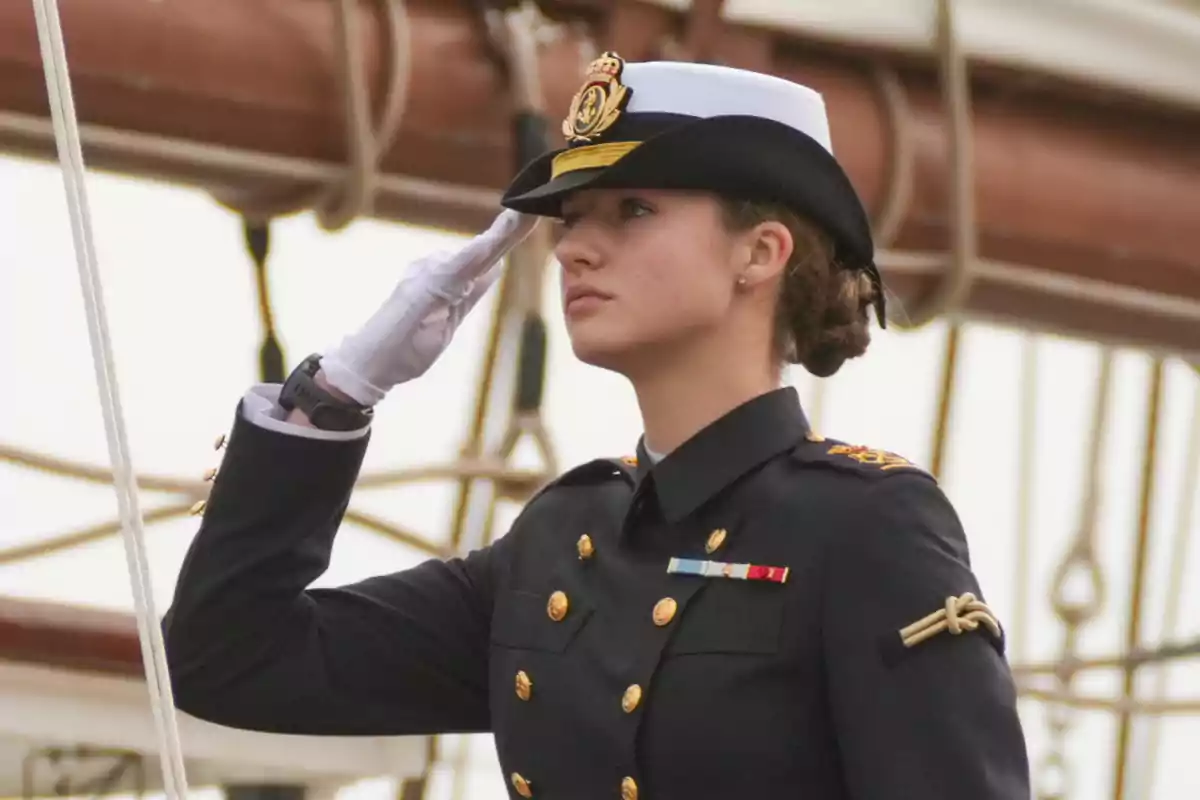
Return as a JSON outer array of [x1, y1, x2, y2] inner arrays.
[[281, 365, 369, 431], [310, 402, 367, 432], [309, 403, 344, 431]]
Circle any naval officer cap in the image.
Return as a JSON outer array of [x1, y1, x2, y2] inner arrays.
[[501, 52, 884, 324]]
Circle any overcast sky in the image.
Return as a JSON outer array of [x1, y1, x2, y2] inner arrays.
[[1, 155, 1197, 799]]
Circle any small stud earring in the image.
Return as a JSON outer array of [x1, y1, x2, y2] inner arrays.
[[736, 276, 748, 287]]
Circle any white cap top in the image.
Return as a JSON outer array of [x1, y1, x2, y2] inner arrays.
[[621, 61, 833, 154]]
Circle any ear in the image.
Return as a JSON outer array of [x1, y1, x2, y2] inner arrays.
[[736, 220, 794, 289]]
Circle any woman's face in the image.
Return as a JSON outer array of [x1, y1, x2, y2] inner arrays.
[[553, 188, 751, 373]]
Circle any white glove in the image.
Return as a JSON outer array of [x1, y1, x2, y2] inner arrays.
[[320, 208, 541, 405]]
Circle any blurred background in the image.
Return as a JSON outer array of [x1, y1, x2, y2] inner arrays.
[[1, 0, 1198, 798]]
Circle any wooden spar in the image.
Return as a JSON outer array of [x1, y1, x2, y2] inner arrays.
[[0, 595, 140, 678], [0, 0, 1197, 355]]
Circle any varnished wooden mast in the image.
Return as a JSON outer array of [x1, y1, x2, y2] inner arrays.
[[1, 0, 1197, 355]]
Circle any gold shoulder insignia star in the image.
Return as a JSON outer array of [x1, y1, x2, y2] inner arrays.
[[899, 593, 1002, 649], [619, 455, 638, 467], [827, 443, 921, 472]]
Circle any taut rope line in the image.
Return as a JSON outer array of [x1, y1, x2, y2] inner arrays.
[[28, 0, 189, 797]]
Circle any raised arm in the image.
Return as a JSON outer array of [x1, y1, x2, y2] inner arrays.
[[164, 209, 540, 736], [164, 408, 508, 736], [822, 473, 1031, 799]]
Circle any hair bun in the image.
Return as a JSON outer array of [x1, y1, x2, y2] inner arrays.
[[718, 196, 875, 377], [791, 270, 874, 377]]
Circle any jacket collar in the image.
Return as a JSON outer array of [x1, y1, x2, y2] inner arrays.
[[634, 386, 811, 523]]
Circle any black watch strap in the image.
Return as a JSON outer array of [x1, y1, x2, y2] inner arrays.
[[278, 354, 374, 432]]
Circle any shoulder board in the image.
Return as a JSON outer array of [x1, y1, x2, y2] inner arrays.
[[525, 456, 637, 506], [791, 433, 933, 480], [554, 456, 638, 486]]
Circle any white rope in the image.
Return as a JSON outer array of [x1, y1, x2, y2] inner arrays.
[[29, 1, 189, 797]]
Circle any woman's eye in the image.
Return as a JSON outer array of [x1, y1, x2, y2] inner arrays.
[[619, 198, 654, 219]]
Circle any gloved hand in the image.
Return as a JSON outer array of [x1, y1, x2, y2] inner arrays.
[[320, 208, 541, 405]]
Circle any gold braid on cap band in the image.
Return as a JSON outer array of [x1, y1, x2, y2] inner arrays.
[[550, 141, 642, 179], [899, 592, 1002, 648]]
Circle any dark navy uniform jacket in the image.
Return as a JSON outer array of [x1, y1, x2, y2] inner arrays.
[[164, 387, 1030, 800]]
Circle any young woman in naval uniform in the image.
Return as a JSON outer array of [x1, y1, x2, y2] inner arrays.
[[165, 53, 1030, 800]]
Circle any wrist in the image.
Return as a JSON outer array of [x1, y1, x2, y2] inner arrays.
[[317, 355, 389, 407], [278, 354, 374, 432], [313, 369, 355, 403]]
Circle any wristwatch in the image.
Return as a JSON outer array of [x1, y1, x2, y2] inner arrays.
[[278, 354, 374, 432]]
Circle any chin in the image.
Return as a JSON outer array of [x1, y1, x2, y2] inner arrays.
[[566, 327, 641, 374], [568, 338, 631, 373]]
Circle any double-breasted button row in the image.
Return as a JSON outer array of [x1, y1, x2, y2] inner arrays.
[[513, 585, 568, 796], [612, 598, 675, 722], [511, 771, 636, 798], [551, 583, 688, 623], [511, 771, 633, 798]]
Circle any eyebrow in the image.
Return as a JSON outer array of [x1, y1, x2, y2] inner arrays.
[[560, 199, 594, 218]]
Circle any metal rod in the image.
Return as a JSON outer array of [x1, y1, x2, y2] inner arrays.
[[1013, 635, 1200, 677], [0, 504, 195, 566], [445, 242, 516, 554], [1134, 375, 1200, 798], [1017, 685, 1200, 716], [0, 443, 206, 493], [1111, 357, 1165, 800]]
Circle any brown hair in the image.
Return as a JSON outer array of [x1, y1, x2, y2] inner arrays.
[[719, 198, 876, 378]]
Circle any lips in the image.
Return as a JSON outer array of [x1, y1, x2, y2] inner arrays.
[[564, 285, 614, 309]]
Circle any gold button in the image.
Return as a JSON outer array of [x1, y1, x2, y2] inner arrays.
[[189, 500, 207, 516], [705, 528, 727, 554], [511, 773, 533, 798], [515, 670, 532, 701], [213, 433, 227, 450], [203, 467, 218, 482], [621, 684, 642, 713], [652, 597, 677, 626], [805, 430, 825, 443], [577, 534, 595, 560], [621, 776, 638, 800], [547, 590, 569, 622]]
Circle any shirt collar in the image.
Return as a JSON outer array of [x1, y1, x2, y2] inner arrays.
[[634, 386, 811, 523]]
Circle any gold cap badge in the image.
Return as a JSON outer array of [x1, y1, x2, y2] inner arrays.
[[562, 51, 632, 143]]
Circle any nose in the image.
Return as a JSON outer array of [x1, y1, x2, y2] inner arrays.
[[554, 225, 604, 274]]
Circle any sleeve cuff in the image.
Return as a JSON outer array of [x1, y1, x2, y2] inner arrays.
[[240, 384, 371, 442]]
